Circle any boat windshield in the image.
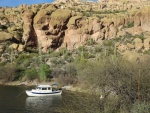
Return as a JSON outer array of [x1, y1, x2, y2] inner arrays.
[[36, 87, 41, 90]]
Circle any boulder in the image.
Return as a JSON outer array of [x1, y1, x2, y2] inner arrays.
[[67, 16, 83, 28], [127, 43, 135, 49], [0, 32, 13, 41], [134, 38, 143, 51], [49, 9, 72, 29], [117, 44, 128, 52], [18, 44, 24, 52], [144, 38, 150, 50], [9, 43, 18, 49], [34, 5, 56, 25]]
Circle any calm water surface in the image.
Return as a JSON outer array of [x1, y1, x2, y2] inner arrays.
[[0, 85, 100, 113], [0, 85, 63, 113]]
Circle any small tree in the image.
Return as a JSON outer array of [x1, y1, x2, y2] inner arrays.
[[38, 64, 50, 81]]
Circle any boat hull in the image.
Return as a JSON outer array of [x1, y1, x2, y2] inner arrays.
[[26, 90, 62, 97]]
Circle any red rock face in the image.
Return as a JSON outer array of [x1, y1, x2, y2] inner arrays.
[[62, 16, 119, 50], [134, 7, 150, 33], [33, 6, 72, 52], [1, 1, 149, 53], [21, 10, 37, 47], [19, 3, 150, 52]]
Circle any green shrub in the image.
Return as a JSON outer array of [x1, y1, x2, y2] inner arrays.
[[24, 68, 37, 81], [38, 64, 50, 81], [59, 47, 67, 56], [15, 54, 32, 64], [83, 12, 92, 17], [103, 40, 114, 47], [15, 56, 32, 70], [125, 21, 134, 28], [143, 50, 150, 55], [78, 46, 85, 52], [25, 47, 38, 53], [50, 51, 62, 57], [133, 33, 145, 41], [131, 101, 150, 113], [64, 54, 74, 63], [86, 38, 95, 45]]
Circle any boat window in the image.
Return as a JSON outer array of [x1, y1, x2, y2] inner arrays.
[[42, 88, 47, 90], [48, 87, 51, 90]]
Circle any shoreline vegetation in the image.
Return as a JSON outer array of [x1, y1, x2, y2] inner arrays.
[[0, 80, 83, 92], [0, 47, 150, 113], [0, 55, 150, 113]]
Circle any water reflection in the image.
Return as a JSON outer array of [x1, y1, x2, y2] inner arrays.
[[26, 96, 62, 113]]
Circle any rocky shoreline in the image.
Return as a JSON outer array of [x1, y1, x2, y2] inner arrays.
[[0, 81, 50, 86], [0, 80, 86, 93]]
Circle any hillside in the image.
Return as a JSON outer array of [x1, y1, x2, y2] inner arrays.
[[0, 0, 150, 80]]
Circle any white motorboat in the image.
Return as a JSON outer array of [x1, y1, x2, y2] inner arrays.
[[26, 85, 62, 97]]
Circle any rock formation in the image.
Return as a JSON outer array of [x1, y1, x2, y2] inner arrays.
[[22, 10, 36, 46], [0, 0, 150, 54]]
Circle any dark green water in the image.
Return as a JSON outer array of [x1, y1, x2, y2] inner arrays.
[[0, 85, 62, 113], [0, 85, 101, 113]]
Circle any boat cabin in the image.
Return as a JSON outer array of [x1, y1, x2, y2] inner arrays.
[[35, 85, 52, 91]]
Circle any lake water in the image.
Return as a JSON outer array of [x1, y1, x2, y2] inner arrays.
[[0, 85, 63, 113], [0, 85, 101, 113]]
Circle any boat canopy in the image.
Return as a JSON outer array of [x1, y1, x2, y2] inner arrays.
[[51, 84, 59, 87], [37, 85, 52, 88]]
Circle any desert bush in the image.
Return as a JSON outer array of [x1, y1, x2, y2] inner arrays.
[[124, 21, 134, 28], [131, 101, 150, 113], [51, 57, 65, 66], [75, 56, 150, 112], [143, 50, 150, 55], [0, 64, 16, 82], [83, 12, 92, 17], [57, 64, 77, 86], [95, 45, 102, 53], [51, 68, 65, 78], [15, 54, 32, 64], [50, 51, 62, 57]]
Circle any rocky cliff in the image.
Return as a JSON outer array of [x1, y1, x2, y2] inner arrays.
[[0, 0, 150, 54]]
